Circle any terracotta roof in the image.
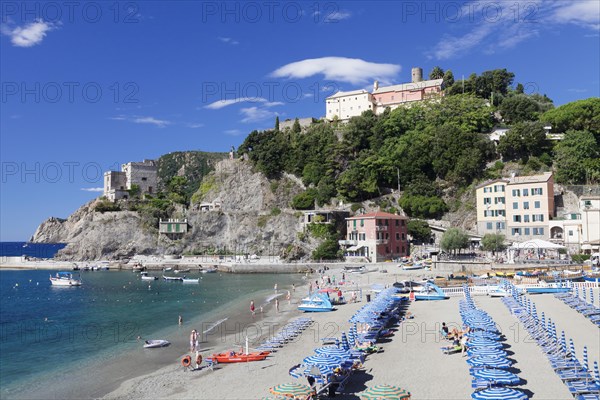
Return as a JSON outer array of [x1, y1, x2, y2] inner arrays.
[[475, 179, 510, 190], [508, 172, 553, 185], [347, 211, 407, 220]]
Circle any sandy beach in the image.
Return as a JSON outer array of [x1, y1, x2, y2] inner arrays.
[[93, 268, 600, 400]]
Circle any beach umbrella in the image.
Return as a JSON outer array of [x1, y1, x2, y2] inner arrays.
[[467, 332, 501, 341], [582, 346, 589, 371], [468, 338, 503, 349], [570, 339, 575, 358], [468, 348, 508, 358], [269, 383, 314, 398], [540, 312, 545, 327], [471, 387, 527, 400], [304, 363, 334, 377], [560, 331, 567, 352], [314, 346, 352, 360], [467, 356, 512, 369], [471, 368, 521, 385], [341, 332, 350, 350], [594, 361, 599, 384], [359, 385, 411, 400], [303, 354, 342, 367]]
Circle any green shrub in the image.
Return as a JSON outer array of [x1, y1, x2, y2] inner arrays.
[[291, 189, 317, 210], [271, 207, 281, 216], [94, 201, 121, 213], [307, 223, 334, 239], [399, 195, 448, 219], [257, 215, 269, 228], [312, 239, 341, 260], [571, 254, 590, 263], [350, 203, 363, 212]]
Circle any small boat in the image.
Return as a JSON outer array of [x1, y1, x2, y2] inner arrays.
[[162, 275, 183, 282], [207, 351, 270, 363], [143, 340, 170, 348], [132, 265, 146, 272], [488, 288, 510, 297], [163, 267, 172, 272], [526, 285, 572, 294], [298, 292, 335, 312], [402, 262, 424, 270], [200, 266, 218, 273], [50, 272, 82, 286], [141, 272, 158, 281], [174, 268, 191, 274], [413, 282, 448, 301], [343, 265, 367, 274], [182, 277, 200, 283]]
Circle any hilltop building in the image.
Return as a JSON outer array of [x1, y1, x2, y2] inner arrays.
[[476, 172, 555, 241], [339, 211, 409, 263], [103, 160, 157, 201], [325, 67, 444, 121]]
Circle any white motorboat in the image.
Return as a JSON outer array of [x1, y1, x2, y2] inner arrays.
[[141, 272, 158, 281], [343, 265, 367, 274], [402, 262, 424, 270], [162, 275, 183, 282], [200, 266, 218, 273], [182, 277, 200, 283], [50, 272, 82, 286], [174, 268, 191, 274], [143, 339, 170, 348]]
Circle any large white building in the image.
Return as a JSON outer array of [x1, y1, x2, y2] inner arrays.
[[580, 196, 600, 253], [103, 160, 157, 201], [325, 67, 444, 121], [476, 172, 555, 241]]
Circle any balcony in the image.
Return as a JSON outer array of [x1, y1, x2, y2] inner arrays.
[[375, 239, 388, 245], [339, 240, 358, 246], [375, 225, 388, 231]]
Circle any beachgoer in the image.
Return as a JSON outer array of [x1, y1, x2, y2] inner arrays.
[[460, 335, 468, 356], [195, 351, 202, 369], [260, 305, 263, 314], [250, 300, 255, 316], [190, 330, 197, 352], [441, 322, 449, 337], [274, 283, 278, 292], [308, 282, 313, 294], [292, 283, 295, 292], [286, 290, 291, 304], [179, 315, 183, 325], [275, 298, 279, 313], [342, 272, 345, 281]]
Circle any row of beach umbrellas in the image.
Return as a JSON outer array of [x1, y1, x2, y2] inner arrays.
[[461, 285, 527, 400], [271, 287, 412, 399]]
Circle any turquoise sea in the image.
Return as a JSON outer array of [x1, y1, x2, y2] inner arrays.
[[0, 269, 303, 399]]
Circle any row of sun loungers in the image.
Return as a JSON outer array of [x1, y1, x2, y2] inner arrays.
[[255, 317, 314, 352], [555, 289, 600, 327], [503, 283, 600, 398]]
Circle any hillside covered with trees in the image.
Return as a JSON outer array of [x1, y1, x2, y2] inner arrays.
[[238, 68, 600, 223]]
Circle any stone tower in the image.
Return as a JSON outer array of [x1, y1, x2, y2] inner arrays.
[[411, 67, 423, 83]]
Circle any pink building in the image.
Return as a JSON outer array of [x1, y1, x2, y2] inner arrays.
[[372, 78, 444, 112], [339, 212, 409, 263]]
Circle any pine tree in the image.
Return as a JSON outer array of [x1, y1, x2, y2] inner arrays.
[[275, 116, 280, 131]]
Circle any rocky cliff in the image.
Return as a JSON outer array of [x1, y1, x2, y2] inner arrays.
[[32, 159, 316, 261]]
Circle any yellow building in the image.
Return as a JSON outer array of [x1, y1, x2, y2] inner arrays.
[[476, 172, 555, 241]]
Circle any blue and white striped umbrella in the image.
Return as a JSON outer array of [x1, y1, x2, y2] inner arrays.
[[468, 348, 507, 358], [303, 354, 342, 367], [467, 332, 501, 341], [561, 331, 567, 353], [471, 387, 527, 400], [314, 346, 352, 360], [582, 346, 588, 372], [467, 356, 512, 369], [570, 339, 576, 358], [468, 338, 503, 349], [594, 361, 599, 384], [472, 368, 521, 385], [341, 332, 350, 351], [583, 287, 587, 302], [590, 288, 594, 306]]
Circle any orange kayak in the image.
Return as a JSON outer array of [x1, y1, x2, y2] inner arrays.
[[208, 351, 270, 363]]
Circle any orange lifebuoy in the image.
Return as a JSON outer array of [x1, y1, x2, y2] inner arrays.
[[182, 355, 192, 367]]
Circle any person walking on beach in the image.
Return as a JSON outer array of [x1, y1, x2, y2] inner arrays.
[[275, 298, 279, 313], [190, 330, 197, 352], [286, 290, 291, 305], [179, 315, 183, 325], [274, 283, 278, 292], [309, 282, 313, 294], [292, 283, 295, 292], [250, 300, 255, 316]]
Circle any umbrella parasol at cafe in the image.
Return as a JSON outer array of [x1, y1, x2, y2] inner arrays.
[[471, 368, 521, 385], [471, 387, 527, 400], [467, 356, 512, 369], [269, 383, 314, 398]]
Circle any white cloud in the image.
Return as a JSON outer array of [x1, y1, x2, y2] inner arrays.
[[205, 97, 266, 110], [186, 123, 204, 128], [270, 57, 401, 85], [81, 187, 104, 192], [224, 129, 243, 136], [218, 36, 239, 45], [1, 19, 57, 47], [132, 116, 171, 127], [550, 1, 600, 30], [204, 97, 283, 110], [430, 24, 494, 60], [240, 107, 277, 123], [312, 9, 352, 22], [110, 115, 171, 127]]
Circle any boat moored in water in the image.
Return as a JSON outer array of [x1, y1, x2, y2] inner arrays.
[[143, 340, 170, 348], [50, 272, 82, 286], [141, 272, 158, 281], [182, 277, 200, 283], [162, 275, 183, 282]]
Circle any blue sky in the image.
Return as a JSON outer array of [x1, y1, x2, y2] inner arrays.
[[1, 1, 599, 241]]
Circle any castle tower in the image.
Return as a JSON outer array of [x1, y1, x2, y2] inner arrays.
[[373, 80, 379, 91], [411, 67, 423, 83]]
